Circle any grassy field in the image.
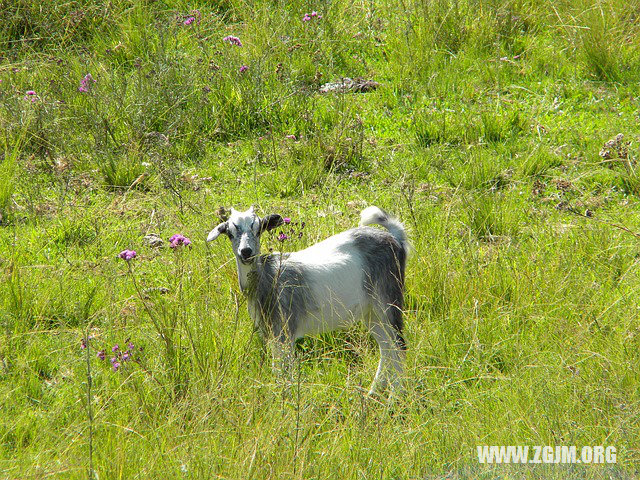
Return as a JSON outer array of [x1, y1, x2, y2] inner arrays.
[[1, 0, 640, 478]]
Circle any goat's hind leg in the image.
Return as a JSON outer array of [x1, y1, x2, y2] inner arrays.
[[367, 306, 406, 396]]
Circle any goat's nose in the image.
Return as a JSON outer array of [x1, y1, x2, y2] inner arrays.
[[240, 247, 252, 259]]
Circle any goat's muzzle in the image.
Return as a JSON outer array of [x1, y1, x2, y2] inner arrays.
[[239, 248, 255, 264]]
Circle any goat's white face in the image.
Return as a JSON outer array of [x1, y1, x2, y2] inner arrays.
[[207, 207, 283, 265]]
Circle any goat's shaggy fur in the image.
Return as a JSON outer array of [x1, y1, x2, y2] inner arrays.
[[207, 206, 408, 394]]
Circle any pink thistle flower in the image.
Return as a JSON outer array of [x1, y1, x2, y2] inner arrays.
[[26, 90, 36, 95], [239, 65, 249, 73], [78, 73, 95, 93], [283, 217, 291, 224], [169, 234, 192, 249], [311, 11, 318, 17], [223, 35, 243, 47], [302, 14, 311, 21], [278, 233, 289, 242], [184, 16, 195, 25], [285, 134, 296, 140], [118, 249, 137, 261]]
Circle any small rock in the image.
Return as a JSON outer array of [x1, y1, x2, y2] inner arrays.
[[319, 77, 380, 94], [143, 234, 164, 248]]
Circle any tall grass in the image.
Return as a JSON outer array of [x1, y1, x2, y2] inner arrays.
[[0, 0, 639, 478]]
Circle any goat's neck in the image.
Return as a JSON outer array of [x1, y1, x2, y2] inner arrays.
[[236, 257, 258, 293]]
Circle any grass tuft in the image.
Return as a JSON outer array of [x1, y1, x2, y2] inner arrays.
[[0, 0, 639, 478]]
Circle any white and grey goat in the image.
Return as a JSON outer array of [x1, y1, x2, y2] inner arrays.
[[207, 206, 408, 394]]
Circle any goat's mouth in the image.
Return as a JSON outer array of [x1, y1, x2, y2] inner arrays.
[[239, 256, 255, 265]]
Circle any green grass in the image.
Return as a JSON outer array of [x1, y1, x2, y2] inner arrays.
[[1, 0, 640, 478]]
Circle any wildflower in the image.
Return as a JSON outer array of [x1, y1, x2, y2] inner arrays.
[[283, 217, 291, 224], [278, 233, 289, 242], [169, 234, 192, 249], [26, 90, 36, 96], [302, 11, 322, 22], [112, 344, 119, 352], [285, 135, 296, 140], [122, 352, 130, 362], [128, 342, 135, 351], [183, 16, 195, 25], [118, 249, 137, 261], [239, 65, 249, 73], [81, 338, 87, 349], [78, 73, 95, 93], [112, 361, 121, 372], [24, 90, 38, 102], [223, 35, 243, 47], [97, 350, 106, 361]]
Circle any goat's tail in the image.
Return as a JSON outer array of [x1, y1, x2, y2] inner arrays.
[[359, 206, 408, 253]]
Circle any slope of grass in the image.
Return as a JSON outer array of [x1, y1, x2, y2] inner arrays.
[[1, 0, 640, 478]]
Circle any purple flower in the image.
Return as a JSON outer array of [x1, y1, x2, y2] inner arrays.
[[122, 352, 130, 362], [97, 350, 106, 361], [81, 338, 87, 349], [169, 234, 192, 249], [285, 135, 296, 140], [303, 11, 322, 21], [239, 65, 249, 73], [223, 35, 243, 47], [110, 356, 117, 364], [283, 217, 291, 224], [118, 249, 137, 261], [78, 73, 95, 93], [112, 344, 119, 353], [128, 342, 135, 351], [112, 361, 121, 372], [26, 90, 36, 95], [184, 16, 195, 25], [278, 233, 289, 242]]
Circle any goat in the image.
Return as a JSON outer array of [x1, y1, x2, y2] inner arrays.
[[207, 206, 408, 395]]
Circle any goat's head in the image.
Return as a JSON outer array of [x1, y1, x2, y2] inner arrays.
[[207, 207, 283, 264]]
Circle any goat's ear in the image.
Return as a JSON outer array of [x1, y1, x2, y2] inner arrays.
[[260, 214, 284, 233], [207, 221, 228, 242]]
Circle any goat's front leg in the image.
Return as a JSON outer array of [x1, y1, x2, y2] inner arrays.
[[268, 335, 296, 384]]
